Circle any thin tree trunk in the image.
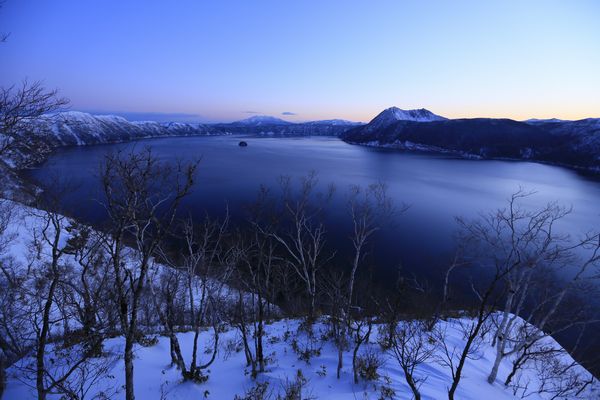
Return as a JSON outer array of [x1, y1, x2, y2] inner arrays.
[[36, 275, 58, 400], [257, 299, 265, 372], [448, 324, 479, 400], [352, 342, 360, 384], [124, 337, 135, 400], [0, 357, 6, 400], [402, 365, 421, 400], [337, 344, 343, 379], [190, 327, 200, 376], [168, 334, 186, 373]]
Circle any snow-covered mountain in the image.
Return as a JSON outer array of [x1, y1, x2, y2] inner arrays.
[[231, 115, 293, 126], [34, 111, 214, 147], [304, 119, 364, 126], [524, 118, 566, 124], [0, 111, 364, 172], [363, 107, 447, 133], [0, 111, 217, 172], [212, 115, 362, 136], [342, 108, 600, 173], [228, 115, 366, 128]]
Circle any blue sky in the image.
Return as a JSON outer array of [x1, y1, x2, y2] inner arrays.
[[1, 0, 599, 122]]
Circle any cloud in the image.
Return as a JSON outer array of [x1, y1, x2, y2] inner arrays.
[[244, 110, 261, 114], [281, 111, 297, 116]]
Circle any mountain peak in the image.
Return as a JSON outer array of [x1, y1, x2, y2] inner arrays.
[[362, 107, 446, 132], [232, 115, 292, 126], [379, 107, 446, 122]]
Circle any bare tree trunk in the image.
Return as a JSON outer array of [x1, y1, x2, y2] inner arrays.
[[336, 344, 343, 379], [352, 341, 360, 384], [124, 338, 135, 400], [0, 356, 5, 400], [256, 298, 265, 372], [402, 365, 421, 400], [36, 274, 58, 400]]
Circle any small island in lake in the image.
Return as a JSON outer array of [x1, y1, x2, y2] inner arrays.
[[238, 141, 248, 147]]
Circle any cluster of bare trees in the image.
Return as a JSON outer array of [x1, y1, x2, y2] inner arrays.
[[380, 190, 600, 400], [0, 81, 68, 158], [0, 148, 196, 400]]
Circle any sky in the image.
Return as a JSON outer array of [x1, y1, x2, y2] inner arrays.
[[1, 0, 599, 123]]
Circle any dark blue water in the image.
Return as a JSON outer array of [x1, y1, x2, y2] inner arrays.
[[25, 135, 600, 281]]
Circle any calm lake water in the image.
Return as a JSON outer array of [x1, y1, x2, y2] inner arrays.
[[25, 135, 600, 282]]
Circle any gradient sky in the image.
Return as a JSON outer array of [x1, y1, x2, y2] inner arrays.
[[1, 0, 599, 123]]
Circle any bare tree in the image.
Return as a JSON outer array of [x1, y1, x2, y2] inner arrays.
[[0, 199, 18, 398], [0, 80, 68, 159], [262, 172, 334, 321], [12, 188, 108, 400], [98, 148, 196, 400], [321, 268, 348, 379], [63, 224, 111, 357], [48, 352, 118, 400], [148, 213, 232, 382], [483, 192, 572, 383], [438, 199, 528, 400], [178, 215, 232, 380], [388, 320, 436, 400], [334, 183, 399, 378], [471, 191, 600, 385]]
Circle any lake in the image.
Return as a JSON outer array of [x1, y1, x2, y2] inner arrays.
[[25, 135, 600, 283]]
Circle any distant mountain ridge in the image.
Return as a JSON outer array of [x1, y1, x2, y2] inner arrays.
[[211, 114, 363, 136], [1, 111, 364, 168], [5, 108, 600, 174], [23, 111, 365, 147], [342, 107, 600, 173], [228, 115, 363, 127], [231, 115, 293, 126]]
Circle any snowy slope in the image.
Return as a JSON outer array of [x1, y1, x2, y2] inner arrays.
[[5, 317, 598, 400], [30, 111, 215, 147]]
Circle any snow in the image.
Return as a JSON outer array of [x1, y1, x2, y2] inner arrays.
[[305, 119, 364, 126], [524, 118, 566, 124], [4, 317, 597, 400], [359, 107, 447, 134], [373, 107, 446, 125]]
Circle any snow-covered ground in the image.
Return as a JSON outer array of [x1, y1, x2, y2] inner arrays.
[[5, 317, 597, 400]]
